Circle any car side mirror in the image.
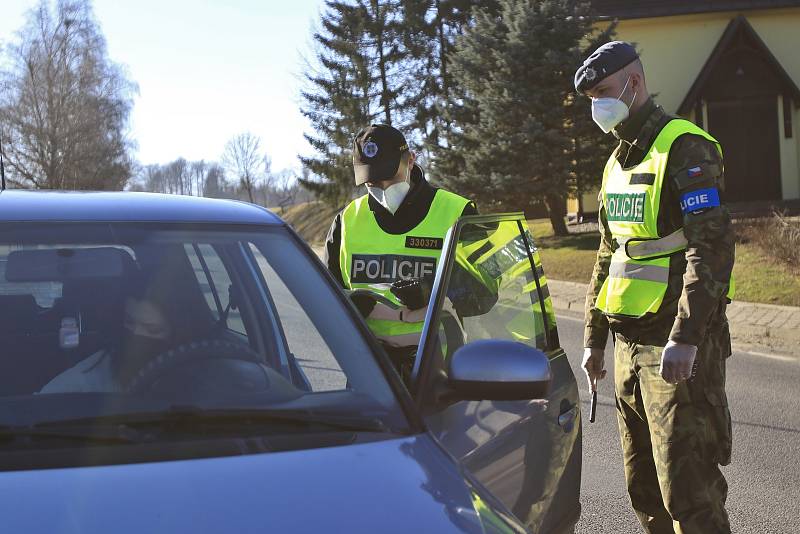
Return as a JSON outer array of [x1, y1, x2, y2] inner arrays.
[[447, 339, 551, 401]]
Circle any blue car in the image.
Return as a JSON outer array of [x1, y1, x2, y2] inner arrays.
[[0, 191, 581, 533]]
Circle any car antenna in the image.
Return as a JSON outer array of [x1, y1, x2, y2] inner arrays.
[[0, 132, 6, 191]]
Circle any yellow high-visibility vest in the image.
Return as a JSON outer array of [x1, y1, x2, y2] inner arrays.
[[595, 119, 734, 317], [339, 189, 470, 344]]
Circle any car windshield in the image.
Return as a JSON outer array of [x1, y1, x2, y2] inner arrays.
[[0, 222, 408, 441]]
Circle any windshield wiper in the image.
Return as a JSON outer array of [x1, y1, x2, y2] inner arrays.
[[36, 407, 389, 434], [0, 425, 139, 445]]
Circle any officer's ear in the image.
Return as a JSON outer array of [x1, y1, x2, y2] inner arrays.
[[630, 72, 642, 93], [627, 60, 646, 94]]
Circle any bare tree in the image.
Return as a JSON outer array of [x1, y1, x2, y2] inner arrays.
[[261, 155, 273, 205], [191, 160, 207, 196], [222, 132, 262, 203], [203, 163, 227, 198], [272, 169, 298, 211], [0, 0, 137, 190], [165, 158, 190, 195]]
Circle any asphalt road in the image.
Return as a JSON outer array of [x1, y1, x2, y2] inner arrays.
[[553, 312, 800, 534]]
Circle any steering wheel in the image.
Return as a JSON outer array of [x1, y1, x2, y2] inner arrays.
[[124, 339, 269, 395]]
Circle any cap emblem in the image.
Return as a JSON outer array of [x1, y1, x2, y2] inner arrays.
[[363, 141, 379, 158], [585, 67, 597, 81]]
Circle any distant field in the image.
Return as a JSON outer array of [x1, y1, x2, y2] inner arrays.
[[281, 202, 800, 306]]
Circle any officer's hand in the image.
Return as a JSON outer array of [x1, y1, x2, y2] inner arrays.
[[660, 341, 697, 384], [581, 348, 607, 392]]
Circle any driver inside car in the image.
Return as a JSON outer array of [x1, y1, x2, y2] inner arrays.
[[39, 296, 173, 394]]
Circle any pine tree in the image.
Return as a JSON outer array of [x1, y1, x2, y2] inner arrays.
[[400, 0, 498, 164], [440, 0, 614, 235], [299, 0, 411, 206], [566, 26, 618, 219]]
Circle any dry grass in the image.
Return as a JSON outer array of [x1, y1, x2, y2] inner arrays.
[[277, 205, 800, 306], [734, 212, 800, 268], [278, 201, 340, 245], [530, 218, 800, 307]]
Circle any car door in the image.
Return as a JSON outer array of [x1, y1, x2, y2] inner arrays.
[[410, 214, 581, 533]]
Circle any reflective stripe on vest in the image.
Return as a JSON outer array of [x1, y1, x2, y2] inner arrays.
[[339, 189, 470, 342], [624, 228, 688, 260], [596, 119, 734, 317]]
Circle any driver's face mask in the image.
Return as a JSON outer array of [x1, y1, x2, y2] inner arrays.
[[115, 299, 172, 382], [120, 299, 171, 359], [122, 298, 170, 340]]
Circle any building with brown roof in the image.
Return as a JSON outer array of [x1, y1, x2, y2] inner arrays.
[[569, 1, 800, 219]]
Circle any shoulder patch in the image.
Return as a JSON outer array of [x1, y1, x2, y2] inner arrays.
[[680, 187, 720, 214], [673, 161, 722, 191]]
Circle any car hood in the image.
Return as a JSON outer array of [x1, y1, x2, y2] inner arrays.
[[0, 434, 494, 534]]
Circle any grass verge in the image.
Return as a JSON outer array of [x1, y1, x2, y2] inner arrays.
[[279, 203, 800, 307], [527, 219, 800, 307], [278, 201, 340, 245]]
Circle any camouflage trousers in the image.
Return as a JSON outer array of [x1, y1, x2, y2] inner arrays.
[[613, 327, 733, 534]]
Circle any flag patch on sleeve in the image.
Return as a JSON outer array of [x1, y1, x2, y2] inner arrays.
[[687, 166, 703, 178], [680, 187, 720, 214]]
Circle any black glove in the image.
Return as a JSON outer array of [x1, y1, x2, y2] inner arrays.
[[349, 291, 377, 318], [390, 277, 433, 311]]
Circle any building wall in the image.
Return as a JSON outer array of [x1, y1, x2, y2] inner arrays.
[[569, 8, 800, 215]]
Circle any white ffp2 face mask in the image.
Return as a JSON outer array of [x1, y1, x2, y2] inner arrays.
[[591, 75, 637, 134], [367, 180, 410, 214]]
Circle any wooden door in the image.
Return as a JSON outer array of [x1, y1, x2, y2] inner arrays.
[[707, 96, 782, 202]]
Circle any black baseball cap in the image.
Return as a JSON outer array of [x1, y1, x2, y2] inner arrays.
[[574, 41, 639, 94], [352, 124, 409, 186]]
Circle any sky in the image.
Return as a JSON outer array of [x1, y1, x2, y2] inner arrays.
[[0, 0, 324, 172]]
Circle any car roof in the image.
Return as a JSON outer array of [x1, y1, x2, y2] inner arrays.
[[0, 190, 283, 225]]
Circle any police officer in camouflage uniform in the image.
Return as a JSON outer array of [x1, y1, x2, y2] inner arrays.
[[574, 42, 735, 534]]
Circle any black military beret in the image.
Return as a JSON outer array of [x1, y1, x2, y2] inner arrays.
[[574, 41, 639, 94]]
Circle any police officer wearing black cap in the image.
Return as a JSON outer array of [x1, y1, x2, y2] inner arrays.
[[323, 124, 478, 376], [576, 42, 735, 533]]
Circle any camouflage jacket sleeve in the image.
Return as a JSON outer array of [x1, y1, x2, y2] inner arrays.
[[584, 190, 613, 349], [666, 135, 735, 347]]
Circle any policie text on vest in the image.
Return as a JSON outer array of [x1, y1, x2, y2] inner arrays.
[[350, 254, 437, 284], [606, 192, 647, 223]]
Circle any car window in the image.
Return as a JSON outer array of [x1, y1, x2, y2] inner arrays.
[[0, 223, 407, 456], [0, 245, 62, 307], [421, 218, 556, 366], [249, 244, 346, 392], [1, 244, 134, 309], [185, 243, 247, 336]]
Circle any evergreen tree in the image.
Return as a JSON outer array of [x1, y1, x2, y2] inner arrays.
[[566, 27, 618, 218], [299, 0, 411, 206], [400, 0, 498, 164], [441, 0, 614, 235]]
